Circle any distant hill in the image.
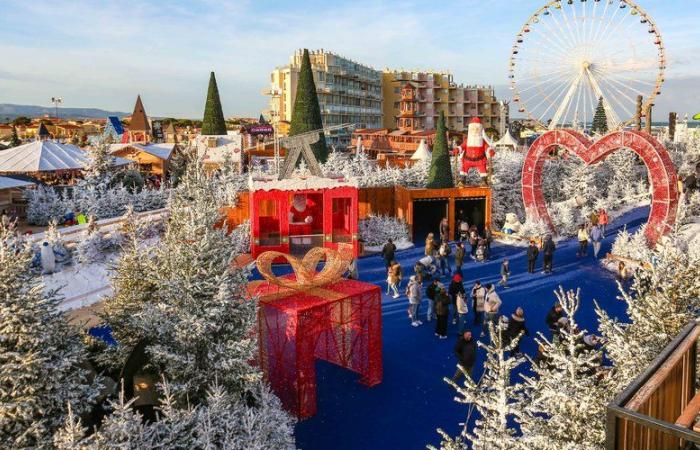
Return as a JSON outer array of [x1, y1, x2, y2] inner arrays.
[[0, 103, 129, 120]]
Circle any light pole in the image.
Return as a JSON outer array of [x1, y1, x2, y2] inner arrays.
[[51, 97, 62, 121], [269, 87, 282, 174]]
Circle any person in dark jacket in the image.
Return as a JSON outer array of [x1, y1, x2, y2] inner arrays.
[[483, 228, 493, 259], [448, 273, 466, 325], [542, 234, 556, 274], [545, 303, 563, 339], [505, 307, 529, 355], [452, 330, 477, 382], [381, 239, 396, 269], [454, 242, 466, 273], [526, 240, 539, 273], [435, 286, 451, 339], [425, 279, 439, 322]]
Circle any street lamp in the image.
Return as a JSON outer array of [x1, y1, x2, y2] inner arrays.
[[269, 87, 282, 174], [51, 97, 62, 121]]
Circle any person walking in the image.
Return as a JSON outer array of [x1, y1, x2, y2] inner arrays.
[[471, 281, 486, 326], [468, 226, 479, 257], [448, 273, 466, 325], [387, 260, 402, 298], [526, 240, 539, 273], [545, 303, 564, 343], [425, 233, 437, 257], [506, 307, 529, 356], [406, 276, 423, 327], [498, 259, 511, 288], [435, 285, 451, 339], [598, 208, 609, 236], [454, 242, 465, 273], [483, 227, 493, 259], [425, 279, 440, 322], [590, 223, 604, 258], [381, 238, 396, 270], [439, 217, 450, 244], [455, 292, 469, 334], [483, 283, 501, 338], [437, 241, 452, 276], [542, 234, 556, 274], [576, 223, 590, 257], [452, 331, 477, 382]]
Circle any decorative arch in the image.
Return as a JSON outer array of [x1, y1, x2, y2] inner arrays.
[[522, 129, 679, 246]]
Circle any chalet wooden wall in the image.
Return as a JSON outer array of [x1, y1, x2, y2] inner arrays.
[[358, 187, 395, 219]]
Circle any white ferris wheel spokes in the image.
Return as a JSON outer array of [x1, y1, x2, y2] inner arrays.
[[509, 0, 666, 132]]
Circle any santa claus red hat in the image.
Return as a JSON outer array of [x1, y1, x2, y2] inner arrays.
[[469, 117, 482, 124]]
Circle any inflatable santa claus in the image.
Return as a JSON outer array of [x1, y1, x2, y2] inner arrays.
[[455, 117, 495, 185]]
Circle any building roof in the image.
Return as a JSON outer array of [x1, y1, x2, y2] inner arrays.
[[106, 116, 124, 135], [129, 95, 150, 132], [495, 130, 519, 148], [109, 142, 176, 160], [0, 141, 130, 173], [0, 175, 35, 190], [249, 174, 358, 192]]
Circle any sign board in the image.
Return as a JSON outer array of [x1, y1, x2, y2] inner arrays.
[[151, 121, 164, 141], [247, 124, 274, 135]]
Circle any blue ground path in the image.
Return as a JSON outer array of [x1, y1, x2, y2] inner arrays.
[[281, 207, 649, 450]]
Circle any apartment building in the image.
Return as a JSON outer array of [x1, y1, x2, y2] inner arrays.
[[381, 70, 508, 134], [266, 49, 383, 149]]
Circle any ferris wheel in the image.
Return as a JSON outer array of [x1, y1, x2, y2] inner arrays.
[[509, 0, 666, 131]]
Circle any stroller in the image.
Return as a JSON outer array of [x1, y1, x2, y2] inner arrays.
[[416, 255, 438, 280]]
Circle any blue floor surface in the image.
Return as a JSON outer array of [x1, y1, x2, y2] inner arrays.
[[279, 207, 649, 450]]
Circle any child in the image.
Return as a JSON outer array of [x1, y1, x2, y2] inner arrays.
[[498, 259, 511, 288]]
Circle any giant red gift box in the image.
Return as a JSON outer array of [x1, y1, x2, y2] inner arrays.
[[250, 278, 382, 419]]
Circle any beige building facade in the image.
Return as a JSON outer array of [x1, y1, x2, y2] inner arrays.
[[266, 49, 383, 148], [382, 70, 508, 135]]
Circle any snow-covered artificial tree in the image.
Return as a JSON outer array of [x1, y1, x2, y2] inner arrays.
[[101, 159, 259, 400], [230, 219, 251, 255], [75, 215, 113, 264], [359, 215, 410, 247], [45, 218, 72, 263], [561, 160, 598, 206], [596, 236, 700, 393], [433, 324, 526, 450], [55, 381, 296, 450], [519, 288, 610, 450], [0, 218, 100, 448], [609, 225, 653, 262], [26, 186, 72, 226], [83, 137, 117, 188], [490, 150, 525, 227]]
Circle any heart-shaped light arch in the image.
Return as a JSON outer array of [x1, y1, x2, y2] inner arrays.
[[521, 129, 679, 247]]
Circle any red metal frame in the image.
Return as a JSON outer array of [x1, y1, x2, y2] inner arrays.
[[254, 279, 382, 419], [522, 129, 678, 246], [250, 186, 359, 258]]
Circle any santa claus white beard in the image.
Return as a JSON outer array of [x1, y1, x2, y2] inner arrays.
[[467, 124, 483, 147], [292, 194, 307, 212]]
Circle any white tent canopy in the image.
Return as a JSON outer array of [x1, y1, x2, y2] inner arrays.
[[0, 141, 130, 173], [0, 176, 35, 190], [410, 139, 431, 161], [494, 131, 520, 149]]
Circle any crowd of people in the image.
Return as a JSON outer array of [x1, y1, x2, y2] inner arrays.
[[379, 211, 611, 384]]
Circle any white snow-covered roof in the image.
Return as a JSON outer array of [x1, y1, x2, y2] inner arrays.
[[109, 142, 176, 160], [495, 131, 520, 148], [249, 174, 358, 192], [0, 176, 35, 190], [194, 134, 243, 164], [0, 140, 130, 173], [410, 139, 431, 161]]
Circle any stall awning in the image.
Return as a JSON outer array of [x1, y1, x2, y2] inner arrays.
[[0, 141, 130, 173]]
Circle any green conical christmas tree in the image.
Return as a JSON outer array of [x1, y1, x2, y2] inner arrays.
[[289, 49, 328, 163], [591, 96, 608, 134], [9, 126, 20, 147], [201, 72, 227, 135], [426, 111, 454, 189]]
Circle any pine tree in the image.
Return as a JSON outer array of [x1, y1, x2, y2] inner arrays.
[[10, 126, 21, 147], [289, 49, 328, 163], [83, 136, 116, 188], [201, 72, 227, 135], [519, 288, 610, 450], [591, 97, 608, 134], [433, 324, 526, 450], [426, 111, 454, 189], [0, 218, 100, 448]]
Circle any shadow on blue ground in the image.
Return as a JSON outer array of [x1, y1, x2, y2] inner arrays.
[[259, 207, 649, 450]]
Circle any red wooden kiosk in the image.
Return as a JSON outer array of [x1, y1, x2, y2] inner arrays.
[[249, 175, 360, 258]]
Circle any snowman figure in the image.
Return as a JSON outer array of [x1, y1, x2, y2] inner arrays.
[[40, 241, 56, 274]]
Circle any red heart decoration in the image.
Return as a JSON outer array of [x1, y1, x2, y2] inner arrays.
[[522, 129, 679, 246]]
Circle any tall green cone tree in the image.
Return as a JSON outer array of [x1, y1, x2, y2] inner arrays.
[[591, 96, 608, 134], [10, 126, 20, 147], [201, 72, 227, 135], [426, 111, 454, 189], [289, 49, 329, 163]]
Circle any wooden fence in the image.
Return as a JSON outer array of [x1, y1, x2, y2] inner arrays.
[[606, 320, 700, 450]]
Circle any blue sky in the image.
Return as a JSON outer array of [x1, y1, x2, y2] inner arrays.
[[0, 0, 698, 119]]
